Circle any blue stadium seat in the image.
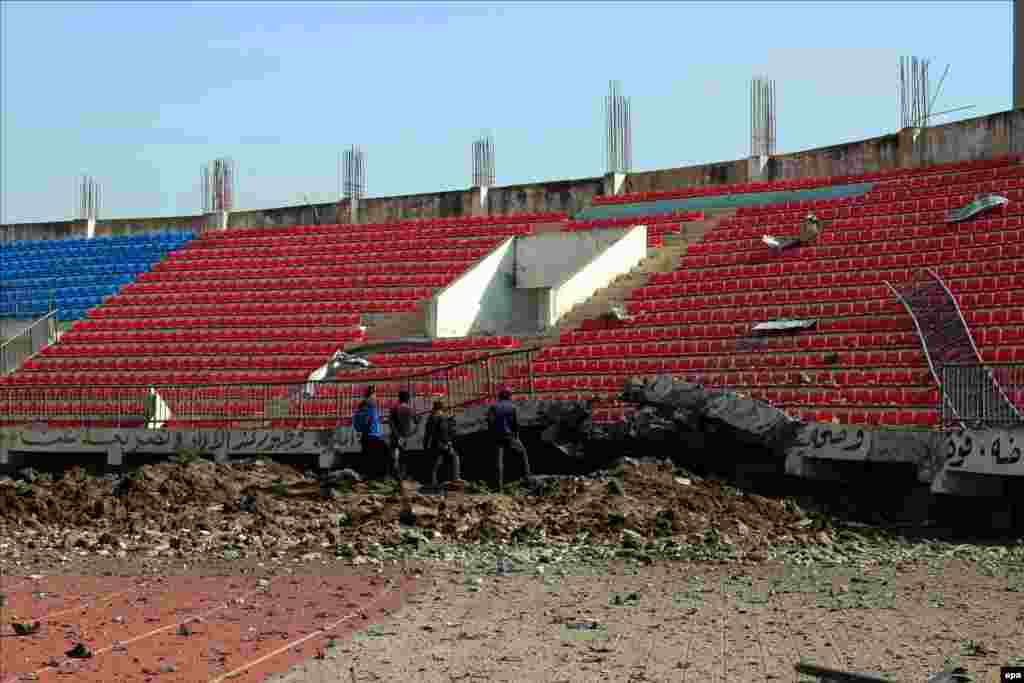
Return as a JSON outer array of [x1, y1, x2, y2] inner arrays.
[[1, 231, 196, 322]]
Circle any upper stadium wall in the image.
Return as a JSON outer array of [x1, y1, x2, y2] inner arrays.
[[3, 108, 1022, 242]]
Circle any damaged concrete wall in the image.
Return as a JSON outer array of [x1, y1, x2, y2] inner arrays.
[[514, 227, 633, 289], [4, 110, 1021, 239], [549, 226, 646, 325], [427, 237, 533, 338]]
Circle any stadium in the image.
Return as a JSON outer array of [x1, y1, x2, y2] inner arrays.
[[1, 2, 1024, 680]]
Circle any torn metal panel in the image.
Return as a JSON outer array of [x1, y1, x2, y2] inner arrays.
[[752, 319, 817, 333], [762, 234, 802, 251], [945, 193, 1008, 223]]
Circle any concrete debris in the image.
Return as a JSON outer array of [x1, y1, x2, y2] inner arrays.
[[0, 456, 827, 566]]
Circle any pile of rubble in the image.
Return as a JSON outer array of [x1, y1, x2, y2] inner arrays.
[[0, 457, 829, 568]]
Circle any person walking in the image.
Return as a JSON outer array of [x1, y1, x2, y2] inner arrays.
[[424, 400, 460, 487], [388, 389, 417, 481], [487, 387, 531, 491]]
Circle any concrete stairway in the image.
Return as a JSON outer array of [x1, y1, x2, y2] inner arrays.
[[533, 210, 734, 345], [359, 307, 428, 343]]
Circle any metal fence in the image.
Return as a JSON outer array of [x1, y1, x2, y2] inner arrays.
[[0, 346, 540, 430], [1, 311, 60, 377], [940, 363, 1024, 426]]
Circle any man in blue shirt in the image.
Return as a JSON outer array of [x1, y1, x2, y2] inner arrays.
[[353, 385, 389, 476], [487, 387, 531, 491]]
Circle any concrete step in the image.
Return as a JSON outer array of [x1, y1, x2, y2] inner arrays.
[[548, 211, 734, 336]]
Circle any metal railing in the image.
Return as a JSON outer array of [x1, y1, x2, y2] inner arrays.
[[886, 267, 1021, 424], [1, 311, 60, 376], [940, 363, 1024, 427], [0, 346, 540, 430]]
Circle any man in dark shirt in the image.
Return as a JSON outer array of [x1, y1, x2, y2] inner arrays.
[[425, 400, 460, 487], [487, 388, 531, 491], [388, 389, 417, 481]]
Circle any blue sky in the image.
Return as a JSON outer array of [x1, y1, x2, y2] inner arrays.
[[0, 1, 1014, 224]]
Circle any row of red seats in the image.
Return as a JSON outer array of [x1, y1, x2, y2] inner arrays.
[[111, 285, 448, 308], [640, 263, 1024, 300], [742, 191, 1021, 229], [679, 243, 1021, 274], [579, 312, 915, 336], [530, 348, 929, 375], [504, 364, 933, 389], [71, 312, 385, 331], [126, 274, 451, 298], [135, 259, 472, 284], [187, 225, 531, 253], [0, 378, 462, 402], [650, 257, 1024, 292], [1, 371, 306, 387], [542, 331, 920, 357], [202, 213, 568, 242], [713, 213, 1021, 245], [531, 334, 929, 363], [152, 248, 495, 273], [90, 296, 427, 321], [692, 226, 1024, 260], [635, 272, 1024, 308], [62, 323, 361, 340], [168, 234, 509, 262], [719, 189, 1020, 232], [25, 355, 326, 372], [621, 288, 1022, 324], [562, 212, 704, 231], [40, 342, 342, 358], [593, 156, 1022, 207], [174, 232, 512, 259]]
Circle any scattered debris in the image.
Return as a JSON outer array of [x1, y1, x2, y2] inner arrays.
[[11, 621, 41, 636], [65, 643, 92, 659]]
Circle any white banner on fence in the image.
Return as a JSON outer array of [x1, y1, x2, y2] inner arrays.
[[942, 426, 1024, 476]]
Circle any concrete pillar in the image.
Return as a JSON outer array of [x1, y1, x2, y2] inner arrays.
[[471, 185, 490, 217], [219, 210, 229, 231], [747, 155, 770, 183], [349, 197, 359, 225], [213, 439, 230, 465], [106, 443, 124, 468], [602, 172, 626, 197], [86, 218, 96, 239], [1016, 0, 1024, 110]]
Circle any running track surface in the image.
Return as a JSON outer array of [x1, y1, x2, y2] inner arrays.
[[0, 571, 413, 682]]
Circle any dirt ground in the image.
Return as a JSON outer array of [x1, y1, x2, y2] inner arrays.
[[1, 459, 1023, 682], [269, 559, 1023, 683]]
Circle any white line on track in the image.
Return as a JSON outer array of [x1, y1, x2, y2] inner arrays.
[[1, 580, 268, 683], [207, 581, 398, 683]]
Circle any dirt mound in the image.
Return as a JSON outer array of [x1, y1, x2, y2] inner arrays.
[[0, 459, 822, 563]]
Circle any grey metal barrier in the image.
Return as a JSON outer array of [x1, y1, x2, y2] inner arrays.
[[0, 346, 540, 430], [0, 311, 60, 376], [940, 363, 1024, 427]]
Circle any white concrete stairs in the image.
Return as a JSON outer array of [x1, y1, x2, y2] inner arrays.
[[530, 210, 734, 346]]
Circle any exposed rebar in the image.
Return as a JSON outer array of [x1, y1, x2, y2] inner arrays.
[[343, 145, 366, 201], [604, 80, 632, 174], [750, 76, 777, 157], [201, 158, 236, 213], [472, 131, 495, 187], [77, 175, 101, 221]]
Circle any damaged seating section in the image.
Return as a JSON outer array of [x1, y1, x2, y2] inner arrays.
[[0, 233, 194, 321], [0, 216, 561, 428], [561, 211, 705, 248], [507, 155, 1024, 427], [592, 154, 1021, 206]]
